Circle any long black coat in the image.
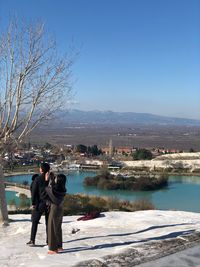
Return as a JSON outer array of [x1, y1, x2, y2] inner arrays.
[[45, 180, 66, 251], [31, 174, 49, 212]]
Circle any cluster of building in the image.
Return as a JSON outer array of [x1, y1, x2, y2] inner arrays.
[[2, 140, 183, 173]]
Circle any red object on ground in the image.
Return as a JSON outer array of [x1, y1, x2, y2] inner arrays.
[[77, 211, 100, 221]]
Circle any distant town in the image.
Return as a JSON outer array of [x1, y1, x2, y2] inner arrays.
[[3, 139, 197, 175]]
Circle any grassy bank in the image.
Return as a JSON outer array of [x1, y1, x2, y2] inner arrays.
[[8, 192, 155, 215]]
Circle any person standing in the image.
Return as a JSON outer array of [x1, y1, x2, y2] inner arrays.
[[44, 173, 66, 254], [27, 173, 39, 246], [26, 162, 50, 246]]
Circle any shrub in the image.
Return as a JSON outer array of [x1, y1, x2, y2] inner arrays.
[[63, 194, 84, 215], [22, 180, 29, 186], [87, 196, 107, 213], [19, 193, 31, 208], [8, 209, 31, 215], [133, 149, 153, 160], [8, 193, 155, 215], [131, 199, 155, 211], [84, 172, 168, 191], [97, 178, 107, 189], [9, 198, 16, 207], [106, 196, 121, 210], [84, 176, 99, 186]]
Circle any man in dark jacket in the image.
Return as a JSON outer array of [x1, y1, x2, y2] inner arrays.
[[30, 173, 39, 222], [26, 162, 50, 246]]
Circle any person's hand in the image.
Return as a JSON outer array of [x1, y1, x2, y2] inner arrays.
[[45, 172, 50, 181]]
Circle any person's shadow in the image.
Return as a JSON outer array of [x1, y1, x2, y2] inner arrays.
[[60, 224, 196, 254]]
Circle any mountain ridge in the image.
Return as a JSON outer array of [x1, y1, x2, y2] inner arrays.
[[55, 109, 200, 126]]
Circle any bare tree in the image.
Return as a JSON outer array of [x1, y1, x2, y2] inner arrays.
[[0, 18, 74, 225]]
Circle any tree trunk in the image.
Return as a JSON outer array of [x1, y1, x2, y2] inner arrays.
[[0, 165, 9, 226]]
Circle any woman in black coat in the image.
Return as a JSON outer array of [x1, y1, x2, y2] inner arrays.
[[44, 173, 66, 254]]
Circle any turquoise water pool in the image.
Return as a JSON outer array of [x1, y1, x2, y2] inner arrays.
[[5, 172, 200, 212]]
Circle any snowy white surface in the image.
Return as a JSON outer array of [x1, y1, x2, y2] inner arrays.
[[1, 210, 200, 267]]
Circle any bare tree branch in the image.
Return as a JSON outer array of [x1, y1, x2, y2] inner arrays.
[[0, 17, 75, 224]]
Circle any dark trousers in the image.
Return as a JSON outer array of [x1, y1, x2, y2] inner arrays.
[[30, 206, 49, 243], [48, 203, 63, 251]]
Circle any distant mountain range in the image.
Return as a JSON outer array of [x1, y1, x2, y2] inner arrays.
[[54, 109, 200, 126]]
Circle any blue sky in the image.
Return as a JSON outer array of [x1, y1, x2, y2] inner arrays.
[[0, 0, 200, 119]]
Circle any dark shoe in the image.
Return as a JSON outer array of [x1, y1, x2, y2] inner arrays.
[[26, 240, 35, 247]]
